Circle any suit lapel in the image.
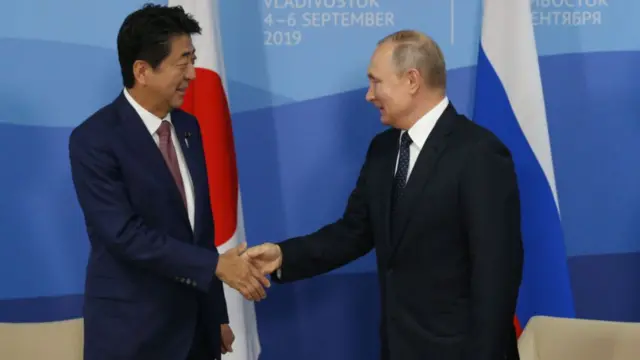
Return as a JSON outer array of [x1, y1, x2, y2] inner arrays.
[[386, 104, 457, 262], [171, 111, 207, 241], [115, 93, 191, 230], [379, 130, 401, 251]]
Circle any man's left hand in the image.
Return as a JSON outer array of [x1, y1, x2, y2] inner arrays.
[[221, 324, 235, 354]]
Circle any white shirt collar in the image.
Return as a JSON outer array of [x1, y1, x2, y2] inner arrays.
[[123, 88, 172, 136], [402, 96, 449, 150]]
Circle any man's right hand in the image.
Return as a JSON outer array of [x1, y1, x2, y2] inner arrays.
[[215, 242, 270, 301], [243, 243, 283, 275]]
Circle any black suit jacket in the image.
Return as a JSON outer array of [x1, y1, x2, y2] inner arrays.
[[275, 104, 524, 360], [69, 92, 227, 360]]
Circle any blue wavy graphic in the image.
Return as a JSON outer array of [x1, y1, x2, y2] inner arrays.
[[0, 0, 161, 50], [569, 252, 640, 322], [4, 0, 639, 112], [0, 123, 88, 300], [0, 38, 122, 127], [227, 80, 297, 113], [2, 51, 640, 336], [0, 295, 83, 323], [539, 51, 640, 257]]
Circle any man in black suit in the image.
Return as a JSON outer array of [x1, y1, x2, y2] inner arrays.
[[245, 30, 524, 360]]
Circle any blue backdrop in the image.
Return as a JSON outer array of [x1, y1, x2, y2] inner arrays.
[[1, 0, 638, 359]]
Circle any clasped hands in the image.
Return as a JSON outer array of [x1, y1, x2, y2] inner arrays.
[[215, 242, 282, 301]]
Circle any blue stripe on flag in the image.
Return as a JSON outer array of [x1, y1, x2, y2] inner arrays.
[[473, 46, 575, 326]]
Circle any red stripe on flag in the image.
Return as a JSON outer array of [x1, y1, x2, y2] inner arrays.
[[181, 68, 238, 246], [514, 315, 522, 338]]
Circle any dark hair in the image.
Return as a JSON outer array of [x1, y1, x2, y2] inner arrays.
[[117, 3, 201, 88]]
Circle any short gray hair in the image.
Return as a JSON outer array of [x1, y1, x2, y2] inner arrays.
[[378, 30, 446, 90]]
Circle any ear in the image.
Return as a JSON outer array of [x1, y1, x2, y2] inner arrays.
[[406, 68, 421, 94], [132, 60, 151, 86]]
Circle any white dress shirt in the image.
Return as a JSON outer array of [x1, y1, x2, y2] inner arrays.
[[394, 96, 450, 179], [123, 89, 196, 231]]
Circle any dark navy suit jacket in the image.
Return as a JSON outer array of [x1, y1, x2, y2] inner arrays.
[[69, 92, 228, 360]]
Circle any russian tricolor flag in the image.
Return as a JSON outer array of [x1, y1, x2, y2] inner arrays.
[[473, 0, 576, 335]]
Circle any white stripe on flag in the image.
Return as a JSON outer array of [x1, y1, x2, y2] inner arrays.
[[480, 0, 560, 212]]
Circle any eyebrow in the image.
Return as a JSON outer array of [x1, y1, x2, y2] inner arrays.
[[180, 49, 196, 58]]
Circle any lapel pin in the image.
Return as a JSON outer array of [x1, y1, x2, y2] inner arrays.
[[184, 132, 191, 148]]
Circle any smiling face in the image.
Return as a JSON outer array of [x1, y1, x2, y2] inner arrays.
[[365, 41, 414, 128], [133, 34, 197, 114]]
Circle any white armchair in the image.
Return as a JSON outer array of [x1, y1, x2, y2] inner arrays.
[[518, 315, 640, 360]]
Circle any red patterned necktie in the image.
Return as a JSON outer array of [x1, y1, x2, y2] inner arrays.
[[156, 120, 187, 208]]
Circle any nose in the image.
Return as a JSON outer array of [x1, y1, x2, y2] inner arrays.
[[185, 63, 196, 81], [365, 85, 374, 102]]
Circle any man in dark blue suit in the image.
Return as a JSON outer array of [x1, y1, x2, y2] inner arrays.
[[68, 4, 270, 360]]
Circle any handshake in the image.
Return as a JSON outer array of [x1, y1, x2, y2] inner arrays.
[[215, 242, 282, 301]]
